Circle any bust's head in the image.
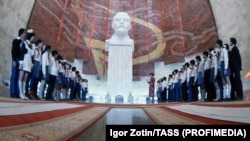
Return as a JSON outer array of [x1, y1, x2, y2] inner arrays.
[[112, 12, 131, 37]]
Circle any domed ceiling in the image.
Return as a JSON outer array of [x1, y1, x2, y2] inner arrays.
[[28, 0, 218, 78]]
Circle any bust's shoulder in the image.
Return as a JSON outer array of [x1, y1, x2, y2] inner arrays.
[[106, 35, 133, 45]]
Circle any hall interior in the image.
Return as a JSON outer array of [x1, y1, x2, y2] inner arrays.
[[0, 0, 250, 140]]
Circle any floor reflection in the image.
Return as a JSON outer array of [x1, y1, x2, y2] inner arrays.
[[106, 108, 155, 125], [74, 108, 155, 141]]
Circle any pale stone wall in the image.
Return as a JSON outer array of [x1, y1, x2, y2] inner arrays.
[[0, 0, 35, 84]]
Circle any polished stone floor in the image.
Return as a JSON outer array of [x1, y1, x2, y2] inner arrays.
[[74, 108, 155, 141], [1, 85, 250, 141], [106, 108, 155, 125]]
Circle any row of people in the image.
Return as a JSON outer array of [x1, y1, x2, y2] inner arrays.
[[156, 37, 243, 102], [9, 28, 88, 101]]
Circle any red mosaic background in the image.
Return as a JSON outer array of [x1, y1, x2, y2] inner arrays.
[[27, 0, 218, 78]]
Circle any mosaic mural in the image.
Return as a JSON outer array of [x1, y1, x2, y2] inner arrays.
[[27, 0, 218, 78]]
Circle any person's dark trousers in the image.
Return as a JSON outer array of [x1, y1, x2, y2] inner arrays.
[[69, 80, 75, 100], [29, 76, 39, 99], [188, 78, 194, 102], [64, 77, 69, 99], [157, 88, 162, 102], [46, 75, 57, 100], [25, 72, 32, 96], [161, 88, 167, 102], [76, 82, 81, 100], [230, 75, 236, 100], [167, 88, 171, 101], [174, 82, 181, 101], [204, 69, 213, 101], [233, 70, 243, 100], [81, 88, 87, 101], [178, 80, 183, 101], [29, 60, 40, 97], [218, 71, 224, 100], [192, 82, 198, 101], [168, 87, 174, 102], [182, 81, 187, 101], [9, 60, 19, 98]]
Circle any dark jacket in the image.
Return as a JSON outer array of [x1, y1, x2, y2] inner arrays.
[[230, 45, 242, 72]]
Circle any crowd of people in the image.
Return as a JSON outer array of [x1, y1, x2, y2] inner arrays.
[[9, 28, 243, 103], [154, 37, 243, 102], [9, 28, 88, 101]]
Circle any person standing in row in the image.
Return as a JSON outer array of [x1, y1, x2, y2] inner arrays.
[[10, 28, 26, 98], [54, 55, 64, 101], [195, 55, 205, 101], [37, 45, 51, 99], [186, 62, 193, 102], [229, 37, 243, 100], [69, 66, 77, 100], [161, 76, 167, 102], [167, 74, 173, 101], [81, 79, 88, 101], [190, 59, 198, 101], [180, 65, 187, 101], [46, 50, 59, 100], [156, 78, 163, 102], [209, 48, 221, 101], [173, 69, 181, 101], [202, 50, 212, 101], [18, 29, 35, 100], [29, 39, 43, 100], [217, 40, 232, 101], [63, 63, 71, 100]]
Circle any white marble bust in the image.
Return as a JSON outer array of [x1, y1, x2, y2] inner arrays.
[[106, 12, 133, 48], [105, 12, 134, 103]]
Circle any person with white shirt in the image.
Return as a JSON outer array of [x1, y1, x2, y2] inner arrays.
[[177, 70, 183, 102], [69, 66, 77, 100], [18, 29, 35, 100], [81, 79, 88, 101], [173, 69, 181, 101], [180, 64, 187, 101], [54, 55, 64, 101], [217, 40, 232, 101], [60, 61, 68, 100], [190, 59, 198, 101], [37, 45, 51, 100], [185, 62, 193, 102], [75, 71, 82, 100], [45, 50, 59, 100], [63, 63, 71, 100], [209, 48, 221, 101], [161, 76, 167, 102], [202, 50, 213, 101], [195, 55, 205, 102], [29, 39, 43, 100], [167, 74, 173, 102], [156, 78, 163, 102]]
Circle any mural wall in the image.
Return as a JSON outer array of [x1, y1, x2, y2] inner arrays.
[[27, 0, 218, 78]]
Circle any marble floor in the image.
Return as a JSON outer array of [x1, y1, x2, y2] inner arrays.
[[74, 108, 155, 141], [1, 85, 250, 141]]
